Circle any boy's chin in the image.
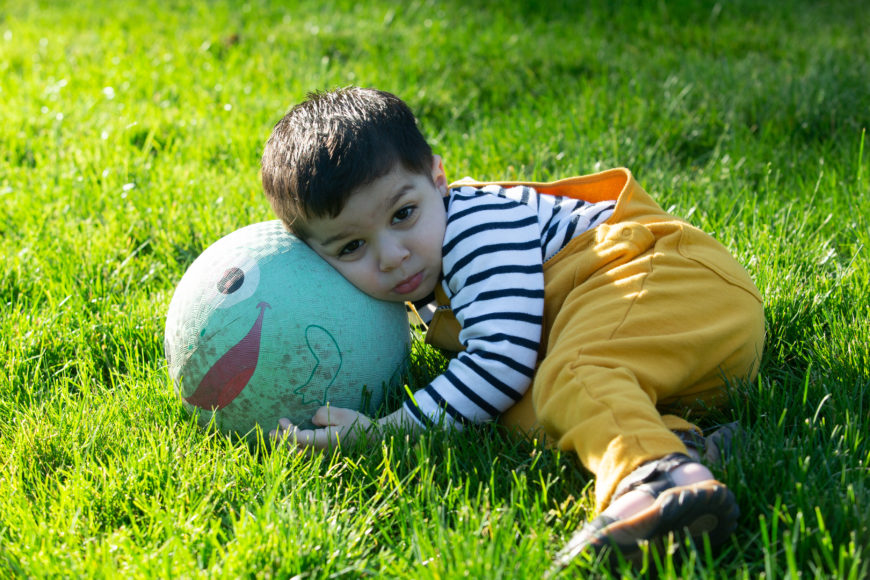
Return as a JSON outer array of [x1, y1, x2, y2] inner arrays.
[[410, 281, 439, 303], [387, 291, 428, 304]]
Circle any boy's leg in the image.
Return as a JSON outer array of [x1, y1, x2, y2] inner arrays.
[[532, 219, 764, 512]]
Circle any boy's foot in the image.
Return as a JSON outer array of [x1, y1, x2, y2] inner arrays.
[[674, 421, 746, 465], [552, 453, 739, 570]]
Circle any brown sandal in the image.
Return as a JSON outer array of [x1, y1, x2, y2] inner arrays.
[[553, 453, 739, 569], [675, 421, 746, 466]]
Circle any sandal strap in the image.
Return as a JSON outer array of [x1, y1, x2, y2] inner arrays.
[[674, 429, 706, 454], [675, 422, 746, 466], [611, 452, 695, 503]]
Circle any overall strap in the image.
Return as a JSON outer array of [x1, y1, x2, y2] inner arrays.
[[449, 167, 631, 203]]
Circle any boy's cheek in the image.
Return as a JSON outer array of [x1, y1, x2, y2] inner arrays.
[[343, 268, 384, 299]]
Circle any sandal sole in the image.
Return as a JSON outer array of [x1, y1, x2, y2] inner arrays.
[[591, 480, 739, 565]]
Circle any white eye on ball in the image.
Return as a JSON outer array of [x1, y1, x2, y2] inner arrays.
[[212, 257, 261, 309]]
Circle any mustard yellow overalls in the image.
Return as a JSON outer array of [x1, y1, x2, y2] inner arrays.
[[424, 168, 764, 511]]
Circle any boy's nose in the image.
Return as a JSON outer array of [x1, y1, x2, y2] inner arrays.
[[379, 238, 410, 272]]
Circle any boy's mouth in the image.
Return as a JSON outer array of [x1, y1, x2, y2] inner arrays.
[[394, 271, 423, 295]]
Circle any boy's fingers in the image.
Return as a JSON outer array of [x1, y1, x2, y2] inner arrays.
[[269, 417, 311, 445], [298, 429, 319, 447], [271, 413, 359, 451], [304, 426, 337, 449], [312, 406, 355, 426]]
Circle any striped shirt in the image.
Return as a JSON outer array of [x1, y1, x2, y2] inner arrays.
[[404, 184, 615, 428]]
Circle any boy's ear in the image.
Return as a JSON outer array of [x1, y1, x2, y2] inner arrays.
[[431, 155, 448, 195]]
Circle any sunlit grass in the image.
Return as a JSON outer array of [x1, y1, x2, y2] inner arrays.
[[1, 0, 868, 577]]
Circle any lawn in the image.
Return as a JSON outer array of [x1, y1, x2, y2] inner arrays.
[[1, 0, 868, 577]]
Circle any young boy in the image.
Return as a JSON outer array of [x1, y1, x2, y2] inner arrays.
[[261, 87, 765, 567]]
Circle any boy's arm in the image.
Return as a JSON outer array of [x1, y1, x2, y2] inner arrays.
[[403, 190, 545, 429], [273, 190, 546, 448]]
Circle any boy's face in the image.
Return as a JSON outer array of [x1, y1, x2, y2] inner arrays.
[[301, 156, 448, 303]]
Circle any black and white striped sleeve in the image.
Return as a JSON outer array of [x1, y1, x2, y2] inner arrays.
[[403, 189, 545, 428]]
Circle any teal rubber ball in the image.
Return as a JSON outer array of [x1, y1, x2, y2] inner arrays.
[[164, 221, 410, 441]]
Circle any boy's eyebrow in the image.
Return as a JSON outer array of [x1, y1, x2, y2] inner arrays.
[[383, 184, 413, 212], [320, 229, 355, 246], [319, 184, 414, 246]]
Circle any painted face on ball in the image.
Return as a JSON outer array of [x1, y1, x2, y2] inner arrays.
[[164, 221, 410, 436], [181, 255, 273, 410], [170, 237, 341, 413]]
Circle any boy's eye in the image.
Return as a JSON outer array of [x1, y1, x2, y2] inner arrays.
[[393, 205, 415, 223], [339, 240, 363, 256]]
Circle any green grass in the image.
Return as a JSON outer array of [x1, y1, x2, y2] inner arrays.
[[1, 0, 868, 577]]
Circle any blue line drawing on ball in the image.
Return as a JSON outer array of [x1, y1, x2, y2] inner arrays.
[[295, 324, 343, 406]]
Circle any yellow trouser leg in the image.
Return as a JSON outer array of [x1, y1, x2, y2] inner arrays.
[[527, 219, 763, 512]]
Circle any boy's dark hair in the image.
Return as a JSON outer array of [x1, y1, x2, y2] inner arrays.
[[261, 87, 433, 234]]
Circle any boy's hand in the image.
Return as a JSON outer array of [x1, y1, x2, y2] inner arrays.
[[270, 406, 374, 451]]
